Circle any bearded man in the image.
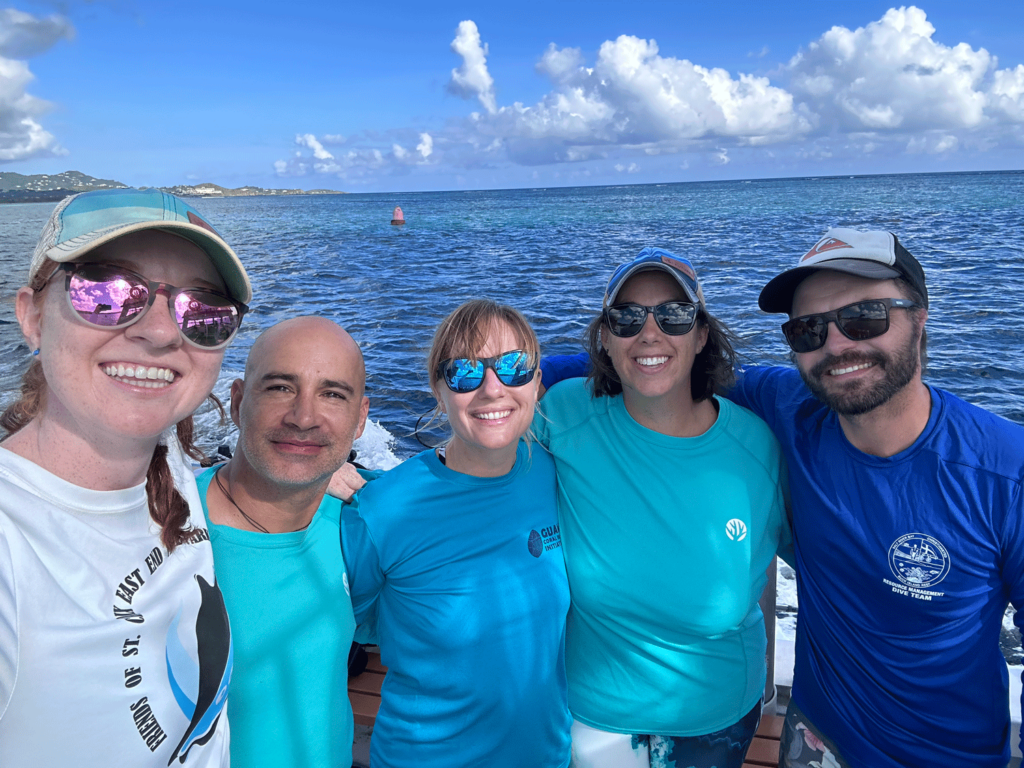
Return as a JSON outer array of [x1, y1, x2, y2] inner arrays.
[[732, 229, 1024, 768]]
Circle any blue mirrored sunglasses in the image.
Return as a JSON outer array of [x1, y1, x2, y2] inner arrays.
[[436, 350, 538, 393]]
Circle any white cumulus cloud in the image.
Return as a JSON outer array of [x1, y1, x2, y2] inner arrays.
[[0, 8, 73, 58], [276, 130, 435, 181], [295, 133, 334, 160], [417, 133, 433, 159], [278, 7, 1024, 181], [467, 30, 809, 165], [990, 64, 1024, 122], [906, 132, 959, 154], [785, 6, 1021, 134], [391, 133, 436, 168], [447, 20, 497, 115], [0, 9, 73, 163]]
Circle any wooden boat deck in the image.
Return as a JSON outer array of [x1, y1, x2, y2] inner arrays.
[[348, 650, 385, 727]]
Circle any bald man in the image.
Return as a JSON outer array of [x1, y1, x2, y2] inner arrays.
[[197, 317, 370, 768]]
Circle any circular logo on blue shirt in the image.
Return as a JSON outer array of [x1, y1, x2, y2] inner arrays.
[[725, 519, 748, 541], [527, 530, 543, 558], [888, 533, 950, 588]]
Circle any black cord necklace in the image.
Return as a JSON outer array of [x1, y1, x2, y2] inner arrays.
[[213, 465, 269, 534]]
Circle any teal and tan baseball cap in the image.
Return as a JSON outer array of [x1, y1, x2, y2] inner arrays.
[[29, 188, 252, 304]]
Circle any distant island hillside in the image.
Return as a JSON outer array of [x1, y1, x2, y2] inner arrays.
[[0, 170, 125, 203], [0, 172, 344, 204], [163, 183, 346, 198]]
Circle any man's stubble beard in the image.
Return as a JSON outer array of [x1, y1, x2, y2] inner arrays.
[[798, 329, 921, 417]]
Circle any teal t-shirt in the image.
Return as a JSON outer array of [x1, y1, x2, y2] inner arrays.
[[197, 466, 357, 768], [534, 379, 791, 736], [341, 442, 572, 768]]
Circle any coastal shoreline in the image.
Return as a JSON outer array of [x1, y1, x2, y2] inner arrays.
[[0, 171, 345, 205]]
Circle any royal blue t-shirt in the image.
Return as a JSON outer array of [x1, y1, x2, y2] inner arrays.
[[341, 443, 572, 768], [732, 366, 1024, 767]]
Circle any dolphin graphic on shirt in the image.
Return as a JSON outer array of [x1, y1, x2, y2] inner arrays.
[[165, 575, 232, 765]]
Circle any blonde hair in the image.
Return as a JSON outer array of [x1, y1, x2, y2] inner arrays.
[[1, 256, 218, 552], [427, 300, 540, 384], [423, 299, 541, 445]]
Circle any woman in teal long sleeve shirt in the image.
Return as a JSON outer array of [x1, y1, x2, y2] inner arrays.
[[534, 248, 791, 768]]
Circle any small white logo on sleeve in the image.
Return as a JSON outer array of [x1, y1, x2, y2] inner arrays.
[[725, 519, 748, 541]]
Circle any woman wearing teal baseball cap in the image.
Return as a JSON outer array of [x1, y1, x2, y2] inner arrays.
[[0, 188, 250, 767], [534, 248, 792, 768]]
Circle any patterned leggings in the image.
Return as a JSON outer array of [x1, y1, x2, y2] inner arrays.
[[570, 700, 762, 768]]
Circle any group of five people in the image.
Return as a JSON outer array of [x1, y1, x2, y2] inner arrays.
[[0, 188, 1021, 768]]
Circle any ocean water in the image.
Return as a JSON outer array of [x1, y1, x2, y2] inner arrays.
[[3, 172, 1023, 453], [2, 171, 1023, 657]]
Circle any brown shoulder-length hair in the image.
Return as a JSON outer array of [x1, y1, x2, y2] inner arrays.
[[0, 256, 219, 552], [584, 306, 737, 402]]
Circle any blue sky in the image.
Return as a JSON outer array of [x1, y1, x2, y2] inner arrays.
[[1, 1, 1022, 192]]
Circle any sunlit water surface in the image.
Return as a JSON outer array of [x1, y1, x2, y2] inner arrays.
[[2, 171, 1022, 656]]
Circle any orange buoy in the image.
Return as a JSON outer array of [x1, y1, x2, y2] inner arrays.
[[391, 206, 405, 225]]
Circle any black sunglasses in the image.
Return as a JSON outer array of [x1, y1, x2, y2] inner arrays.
[[603, 301, 698, 338], [781, 298, 920, 353]]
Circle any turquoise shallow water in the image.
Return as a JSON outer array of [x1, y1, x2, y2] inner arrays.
[[1, 170, 1023, 458]]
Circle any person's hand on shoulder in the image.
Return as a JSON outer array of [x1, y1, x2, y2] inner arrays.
[[328, 462, 367, 502]]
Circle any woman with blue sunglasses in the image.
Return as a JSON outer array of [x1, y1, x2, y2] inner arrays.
[[534, 248, 791, 768], [341, 299, 572, 768], [0, 189, 248, 767]]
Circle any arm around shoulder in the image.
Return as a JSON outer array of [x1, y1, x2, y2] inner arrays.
[[728, 365, 807, 432], [328, 464, 384, 502], [538, 352, 591, 395]]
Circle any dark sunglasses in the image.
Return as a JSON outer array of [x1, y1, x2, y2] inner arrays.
[[51, 262, 248, 350], [436, 350, 538, 393], [781, 298, 920, 353], [603, 301, 698, 338]]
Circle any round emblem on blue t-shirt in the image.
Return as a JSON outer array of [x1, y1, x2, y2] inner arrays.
[[527, 530, 543, 558], [725, 519, 748, 541], [888, 533, 951, 588]]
